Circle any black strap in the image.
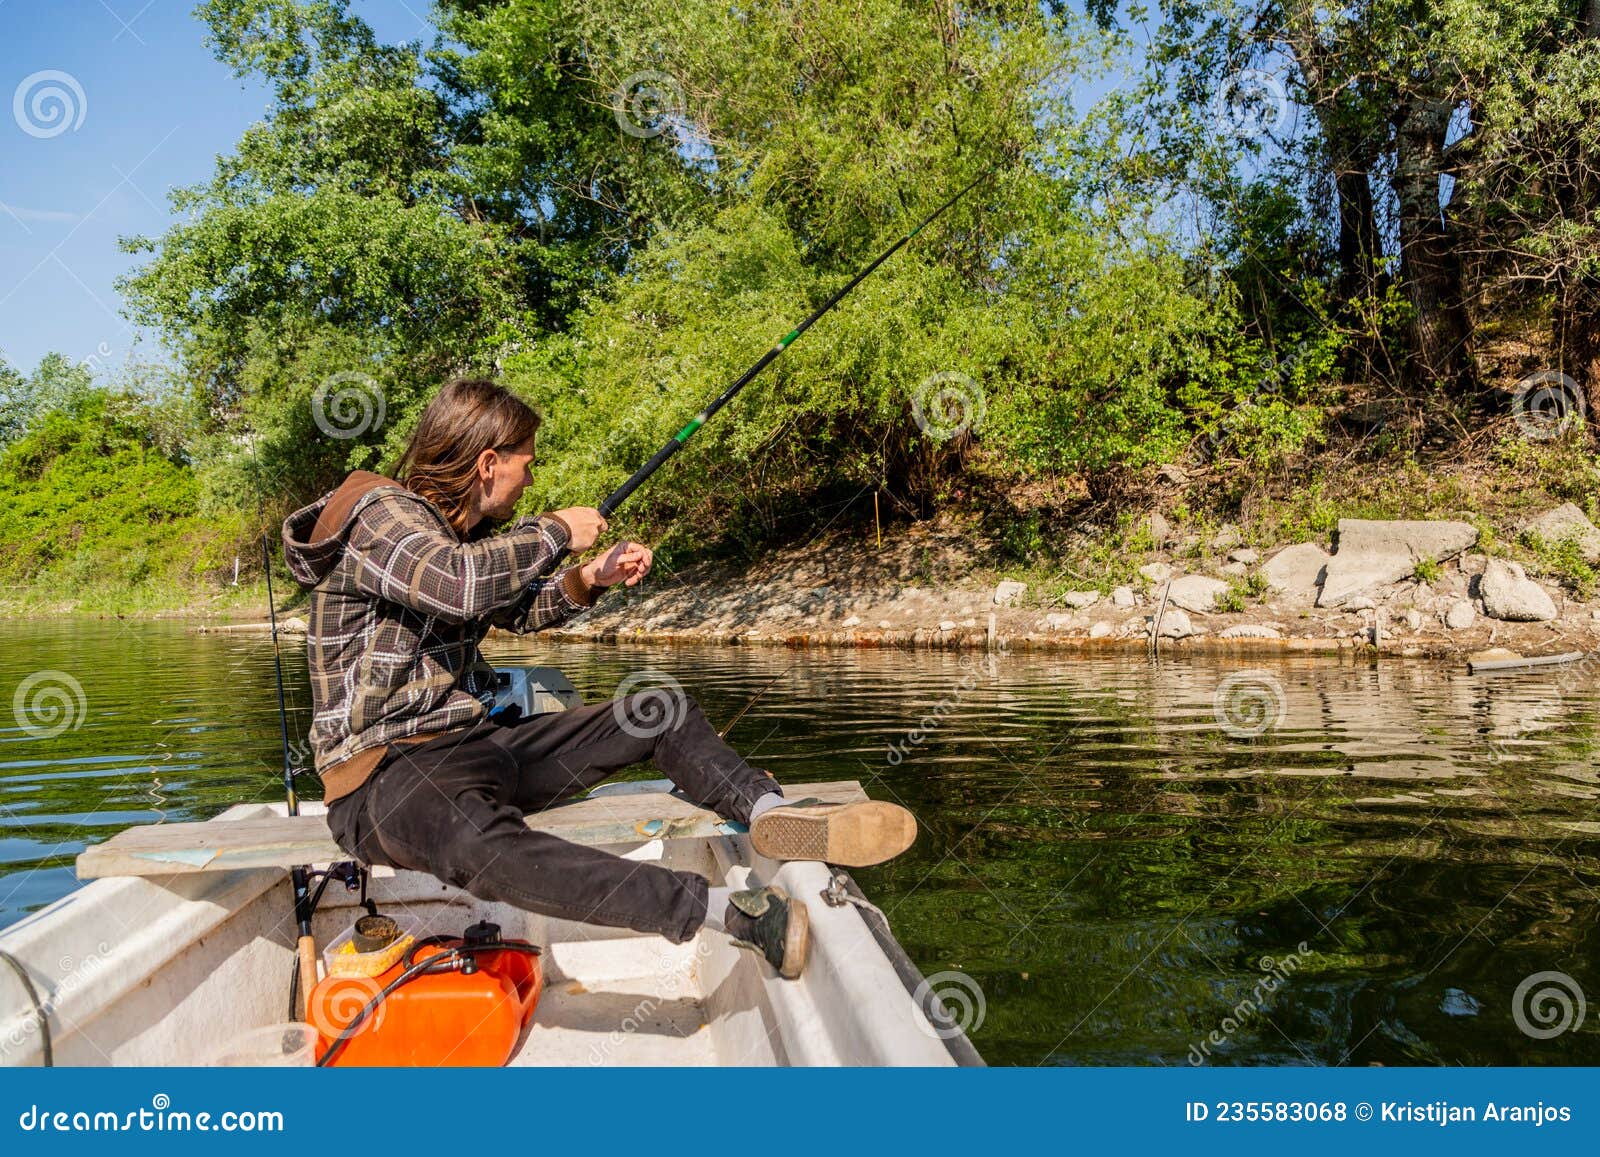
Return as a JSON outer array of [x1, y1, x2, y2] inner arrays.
[[0, 949, 51, 1066]]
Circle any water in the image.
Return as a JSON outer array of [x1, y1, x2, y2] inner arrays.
[[2, 619, 1598, 1066]]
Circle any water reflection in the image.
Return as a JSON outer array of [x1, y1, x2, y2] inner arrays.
[[1, 620, 1597, 1065]]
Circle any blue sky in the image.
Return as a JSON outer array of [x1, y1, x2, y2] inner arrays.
[[0, 0, 436, 381]]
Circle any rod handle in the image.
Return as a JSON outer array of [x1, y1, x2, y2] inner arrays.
[[296, 935, 319, 1018]]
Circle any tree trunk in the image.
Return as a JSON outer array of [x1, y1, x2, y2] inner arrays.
[[1285, 8, 1382, 306], [1391, 94, 1474, 393], [1556, 277, 1600, 423], [1334, 165, 1381, 304], [1555, 1, 1600, 423]]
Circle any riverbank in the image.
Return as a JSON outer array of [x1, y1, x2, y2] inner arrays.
[[531, 507, 1600, 661], [17, 496, 1600, 664]]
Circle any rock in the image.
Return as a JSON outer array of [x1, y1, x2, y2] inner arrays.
[[960, 618, 978, 627], [1444, 600, 1477, 630], [1592, 609, 1600, 622], [841, 615, 861, 628], [1041, 613, 1076, 631], [1317, 519, 1479, 608], [1060, 590, 1100, 609], [1345, 595, 1376, 611], [1157, 608, 1195, 638], [1217, 624, 1281, 639], [1228, 548, 1260, 565], [1178, 533, 1203, 553], [1157, 464, 1188, 486], [1139, 562, 1172, 583], [877, 620, 893, 629], [1459, 554, 1488, 576], [1522, 503, 1600, 563], [1211, 524, 1242, 552], [280, 616, 308, 633], [1260, 543, 1330, 597], [993, 580, 1028, 607], [1468, 647, 1522, 666], [768, 604, 803, 621], [1088, 621, 1112, 639], [1166, 574, 1232, 614], [938, 619, 958, 632], [1405, 609, 1424, 631], [1144, 512, 1172, 546], [1220, 562, 1247, 577], [1111, 586, 1136, 607], [1479, 559, 1558, 622]]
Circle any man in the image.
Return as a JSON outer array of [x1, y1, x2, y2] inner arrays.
[[282, 377, 916, 978]]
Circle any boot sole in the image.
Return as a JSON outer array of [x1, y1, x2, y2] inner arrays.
[[779, 893, 810, 980], [750, 800, 918, 867]]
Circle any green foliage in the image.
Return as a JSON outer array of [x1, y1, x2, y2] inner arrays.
[[1214, 583, 1247, 614], [1413, 558, 1442, 584], [0, 352, 97, 449], [0, 391, 246, 607], [999, 512, 1049, 564], [1522, 531, 1599, 599]]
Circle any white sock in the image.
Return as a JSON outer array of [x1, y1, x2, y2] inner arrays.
[[748, 791, 790, 822], [702, 885, 734, 934]]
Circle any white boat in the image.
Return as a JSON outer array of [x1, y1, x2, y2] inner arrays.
[[0, 668, 981, 1067]]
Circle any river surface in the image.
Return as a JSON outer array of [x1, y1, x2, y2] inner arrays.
[[2, 619, 1598, 1065]]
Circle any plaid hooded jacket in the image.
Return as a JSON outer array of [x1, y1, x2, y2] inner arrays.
[[281, 471, 602, 802]]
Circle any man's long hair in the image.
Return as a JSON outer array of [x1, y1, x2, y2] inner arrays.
[[394, 377, 541, 538]]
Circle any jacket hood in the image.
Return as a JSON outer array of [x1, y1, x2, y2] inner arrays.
[[282, 470, 413, 587]]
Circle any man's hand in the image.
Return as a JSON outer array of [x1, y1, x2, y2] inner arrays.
[[548, 507, 607, 552], [581, 542, 653, 588]]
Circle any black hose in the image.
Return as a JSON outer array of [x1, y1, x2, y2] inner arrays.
[[0, 949, 51, 1067], [315, 940, 541, 1068]]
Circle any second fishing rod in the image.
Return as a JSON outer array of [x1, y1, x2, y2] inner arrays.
[[548, 163, 1000, 566]]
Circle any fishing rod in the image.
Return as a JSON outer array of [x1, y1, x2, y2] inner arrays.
[[261, 535, 321, 1017], [550, 163, 1000, 563]]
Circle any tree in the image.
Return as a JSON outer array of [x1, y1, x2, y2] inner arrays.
[[0, 352, 97, 449], [1462, 1, 1600, 417]]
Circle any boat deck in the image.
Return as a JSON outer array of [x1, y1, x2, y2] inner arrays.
[[2, 787, 976, 1067], [513, 944, 720, 1066]]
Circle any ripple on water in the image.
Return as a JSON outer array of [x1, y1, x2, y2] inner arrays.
[[2, 622, 1599, 1064]]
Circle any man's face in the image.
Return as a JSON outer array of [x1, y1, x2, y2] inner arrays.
[[480, 437, 536, 520]]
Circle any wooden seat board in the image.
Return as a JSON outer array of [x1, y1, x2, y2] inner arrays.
[[75, 780, 867, 879]]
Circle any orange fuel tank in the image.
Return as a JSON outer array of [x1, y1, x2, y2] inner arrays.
[[311, 927, 542, 1067]]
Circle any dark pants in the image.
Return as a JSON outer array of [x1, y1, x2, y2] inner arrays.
[[326, 694, 782, 943]]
